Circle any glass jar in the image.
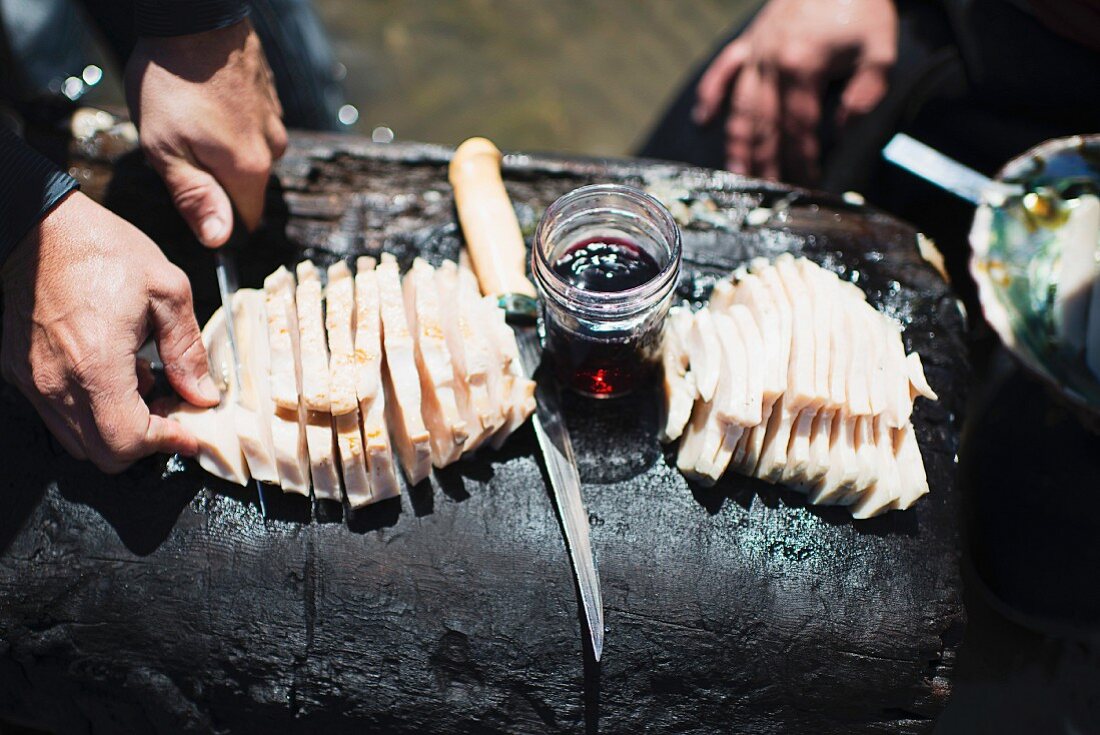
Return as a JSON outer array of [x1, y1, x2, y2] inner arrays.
[[532, 184, 682, 398]]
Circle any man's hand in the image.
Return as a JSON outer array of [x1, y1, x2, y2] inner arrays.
[[1, 192, 221, 473], [693, 0, 898, 183], [125, 18, 288, 247]]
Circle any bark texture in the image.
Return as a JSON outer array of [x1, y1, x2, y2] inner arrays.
[[0, 133, 967, 734]]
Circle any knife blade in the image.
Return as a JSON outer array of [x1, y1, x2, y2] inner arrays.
[[213, 216, 270, 519], [882, 133, 1022, 205], [449, 137, 604, 661]]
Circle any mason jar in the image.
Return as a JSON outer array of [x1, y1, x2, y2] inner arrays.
[[532, 184, 682, 398]]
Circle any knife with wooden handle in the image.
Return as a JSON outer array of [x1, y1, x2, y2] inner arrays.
[[449, 137, 604, 662]]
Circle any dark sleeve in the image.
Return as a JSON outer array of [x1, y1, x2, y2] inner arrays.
[[135, 0, 250, 37], [0, 129, 79, 266]]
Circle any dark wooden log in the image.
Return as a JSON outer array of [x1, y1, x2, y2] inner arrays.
[[0, 132, 967, 734]]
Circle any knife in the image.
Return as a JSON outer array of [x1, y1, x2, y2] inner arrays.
[[213, 213, 270, 519], [882, 133, 1023, 205], [448, 137, 604, 662]]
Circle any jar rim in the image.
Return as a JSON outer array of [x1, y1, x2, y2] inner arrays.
[[532, 184, 682, 317]]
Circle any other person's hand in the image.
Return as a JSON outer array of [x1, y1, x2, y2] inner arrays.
[[1, 192, 221, 472], [125, 18, 288, 247], [693, 0, 898, 183]]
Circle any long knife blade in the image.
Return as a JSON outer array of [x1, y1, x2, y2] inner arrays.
[[448, 137, 604, 661], [514, 326, 604, 662], [214, 242, 269, 519], [882, 133, 1022, 205]]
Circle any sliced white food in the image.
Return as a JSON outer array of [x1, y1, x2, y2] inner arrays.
[[687, 307, 721, 402], [879, 314, 912, 428], [732, 401, 773, 475], [797, 257, 834, 408], [754, 395, 797, 483], [808, 413, 860, 505], [167, 304, 248, 486], [263, 267, 310, 494], [750, 259, 793, 399], [354, 256, 401, 501], [325, 262, 359, 417], [709, 278, 736, 311], [326, 261, 371, 506], [842, 298, 873, 416], [849, 417, 900, 519], [436, 260, 502, 452], [405, 258, 468, 466], [1055, 194, 1100, 350], [295, 261, 331, 413], [731, 272, 784, 402], [906, 352, 938, 402], [660, 306, 696, 442], [804, 408, 834, 485], [456, 263, 508, 446], [780, 408, 815, 486], [264, 266, 301, 411], [893, 423, 929, 510], [773, 254, 820, 410], [479, 294, 536, 450], [231, 289, 279, 484], [377, 253, 432, 485], [305, 410, 342, 501], [729, 304, 765, 426], [710, 312, 751, 428]]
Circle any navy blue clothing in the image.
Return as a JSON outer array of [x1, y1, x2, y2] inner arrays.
[[0, 0, 248, 265]]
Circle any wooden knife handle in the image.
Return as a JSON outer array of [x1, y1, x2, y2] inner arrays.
[[448, 137, 537, 299]]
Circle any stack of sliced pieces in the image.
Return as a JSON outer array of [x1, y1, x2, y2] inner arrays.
[[169, 255, 536, 507], [662, 254, 938, 519]]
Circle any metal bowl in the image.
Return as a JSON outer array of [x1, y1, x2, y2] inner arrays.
[[969, 134, 1100, 421]]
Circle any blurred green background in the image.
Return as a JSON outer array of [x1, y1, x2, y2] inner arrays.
[[314, 0, 749, 154]]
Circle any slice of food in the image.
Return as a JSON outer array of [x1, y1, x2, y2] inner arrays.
[[304, 410, 342, 501], [295, 261, 331, 413], [377, 253, 432, 484], [436, 260, 503, 452], [231, 289, 279, 484], [710, 311, 751, 428], [797, 257, 834, 407], [731, 271, 784, 402], [842, 296, 872, 416], [404, 258, 468, 465], [754, 394, 797, 483], [325, 262, 359, 417], [728, 304, 765, 426], [354, 256, 401, 501], [772, 254, 820, 410], [849, 417, 900, 519], [264, 267, 310, 494], [804, 408, 834, 485], [326, 262, 372, 507], [780, 408, 815, 486], [732, 401, 773, 475], [807, 413, 860, 505], [660, 306, 696, 442], [750, 258, 793, 400], [893, 423, 929, 510], [167, 304, 248, 486], [264, 265, 301, 412], [456, 263, 508, 440], [686, 307, 721, 402], [906, 352, 937, 402]]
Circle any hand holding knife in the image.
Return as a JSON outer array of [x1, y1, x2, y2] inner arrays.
[[449, 138, 605, 661]]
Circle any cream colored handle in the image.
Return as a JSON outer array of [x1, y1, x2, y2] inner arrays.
[[448, 137, 537, 299]]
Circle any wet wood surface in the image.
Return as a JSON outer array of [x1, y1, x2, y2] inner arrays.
[[0, 132, 967, 734]]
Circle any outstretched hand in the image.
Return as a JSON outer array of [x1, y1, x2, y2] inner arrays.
[[125, 18, 287, 247], [1, 192, 220, 472], [693, 0, 897, 184]]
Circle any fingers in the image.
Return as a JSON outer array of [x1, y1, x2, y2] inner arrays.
[[149, 266, 220, 407], [209, 143, 272, 233], [725, 64, 781, 179], [157, 155, 234, 248], [836, 63, 890, 128], [780, 76, 824, 185], [694, 41, 749, 125]]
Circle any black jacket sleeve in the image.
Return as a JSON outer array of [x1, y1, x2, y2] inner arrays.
[[0, 129, 79, 266], [135, 0, 250, 37]]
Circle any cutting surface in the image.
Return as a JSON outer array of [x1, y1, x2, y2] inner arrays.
[[0, 135, 966, 734]]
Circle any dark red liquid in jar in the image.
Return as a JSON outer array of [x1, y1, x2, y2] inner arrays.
[[551, 236, 661, 292], [546, 236, 663, 397]]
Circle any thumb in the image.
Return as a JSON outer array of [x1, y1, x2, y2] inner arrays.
[[145, 414, 200, 458], [160, 157, 234, 248], [836, 64, 890, 129], [150, 271, 221, 407]]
